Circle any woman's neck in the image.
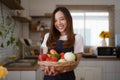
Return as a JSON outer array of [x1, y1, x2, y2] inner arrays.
[[61, 32, 66, 36]]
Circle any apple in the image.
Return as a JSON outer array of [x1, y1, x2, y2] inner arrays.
[[38, 54, 48, 61]]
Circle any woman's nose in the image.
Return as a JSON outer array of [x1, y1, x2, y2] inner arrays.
[[57, 20, 61, 25]]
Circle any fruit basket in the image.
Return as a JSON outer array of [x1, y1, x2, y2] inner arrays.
[[38, 61, 78, 72]]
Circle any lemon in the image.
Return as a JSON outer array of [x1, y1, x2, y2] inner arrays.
[[0, 66, 8, 78]]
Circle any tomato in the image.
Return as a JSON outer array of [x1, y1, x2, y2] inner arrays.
[[51, 56, 58, 62], [60, 52, 65, 59], [38, 54, 48, 61], [46, 57, 52, 61]]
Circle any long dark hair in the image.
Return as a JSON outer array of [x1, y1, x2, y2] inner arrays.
[[47, 7, 75, 49]]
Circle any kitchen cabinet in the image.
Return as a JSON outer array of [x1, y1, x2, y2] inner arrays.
[[75, 65, 101, 80], [21, 71, 36, 80], [6, 68, 42, 80], [75, 59, 120, 80], [6, 71, 21, 80]]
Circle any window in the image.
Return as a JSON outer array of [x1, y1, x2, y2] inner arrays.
[[57, 5, 115, 47], [71, 12, 109, 46]]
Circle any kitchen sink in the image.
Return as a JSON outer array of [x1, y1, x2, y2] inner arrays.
[[7, 62, 34, 67], [5, 59, 37, 68]]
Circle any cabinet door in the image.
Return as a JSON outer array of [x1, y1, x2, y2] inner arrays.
[[6, 71, 20, 80], [75, 66, 102, 80], [21, 71, 36, 80], [75, 67, 84, 80]]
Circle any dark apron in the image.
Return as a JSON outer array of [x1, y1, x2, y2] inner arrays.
[[44, 40, 75, 80]]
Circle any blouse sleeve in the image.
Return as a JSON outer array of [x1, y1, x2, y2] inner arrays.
[[74, 34, 84, 54], [41, 33, 49, 48]]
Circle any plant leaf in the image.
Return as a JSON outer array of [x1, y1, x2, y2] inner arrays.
[[10, 37, 15, 44], [0, 43, 4, 48], [7, 40, 10, 46], [16, 41, 20, 46], [0, 31, 2, 36]]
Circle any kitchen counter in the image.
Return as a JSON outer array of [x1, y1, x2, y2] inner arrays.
[[4, 59, 40, 71], [81, 57, 120, 61], [6, 64, 39, 71], [5, 57, 120, 71]]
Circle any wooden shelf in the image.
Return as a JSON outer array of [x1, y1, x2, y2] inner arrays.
[[0, 0, 24, 10], [12, 16, 31, 22], [30, 27, 49, 33], [31, 16, 51, 18]]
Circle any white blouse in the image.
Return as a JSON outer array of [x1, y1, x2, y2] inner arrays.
[[41, 33, 84, 54]]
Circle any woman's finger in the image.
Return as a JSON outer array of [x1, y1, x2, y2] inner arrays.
[[50, 66, 55, 73], [44, 66, 50, 75], [40, 66, 45, 71]]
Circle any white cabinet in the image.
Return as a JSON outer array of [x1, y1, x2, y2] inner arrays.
[[75, 66, 101, 80], [115, 61, 120, 80], [6, 68, 42, 80], [6, 71, 21, 80], [75, 60, 120, 80], [21, 71, 36, 80]]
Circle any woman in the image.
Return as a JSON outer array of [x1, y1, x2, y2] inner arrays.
[[41, 7, 84, 80]]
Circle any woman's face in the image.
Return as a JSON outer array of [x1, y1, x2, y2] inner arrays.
[[54, 11, 67, 35]]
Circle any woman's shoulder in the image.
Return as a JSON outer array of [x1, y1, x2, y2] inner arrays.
[[44, 33, 49, 37]]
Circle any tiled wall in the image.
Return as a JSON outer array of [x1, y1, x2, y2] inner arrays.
[[0, 2, 23, 64]]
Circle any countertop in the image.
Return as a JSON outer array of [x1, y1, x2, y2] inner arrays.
[[6, 64, 39, 71], [5, 57, 120, 71], [81, 57, 120, 61]]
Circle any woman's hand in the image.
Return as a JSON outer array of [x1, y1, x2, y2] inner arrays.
[[40, 66, 59, 76]]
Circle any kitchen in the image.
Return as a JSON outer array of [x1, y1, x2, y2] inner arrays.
[[0, 0, 120, 80]]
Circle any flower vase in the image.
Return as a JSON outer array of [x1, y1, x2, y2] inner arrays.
[[101, 38, 107, 46]]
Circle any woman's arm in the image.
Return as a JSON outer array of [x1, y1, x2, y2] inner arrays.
[[42, 47, 48, 54], [76, 53, 82, 63]]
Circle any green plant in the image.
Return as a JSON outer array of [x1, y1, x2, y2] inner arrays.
[[0, 23, 16, 48]]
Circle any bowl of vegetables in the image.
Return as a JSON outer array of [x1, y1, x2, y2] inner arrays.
[[38, 49, 78, 72]]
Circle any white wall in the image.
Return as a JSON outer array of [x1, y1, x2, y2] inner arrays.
[[29, 0, 120, 34]]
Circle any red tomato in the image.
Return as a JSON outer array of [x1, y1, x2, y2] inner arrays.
[[46, 57, 52, 61], [38, 54, 48, 61], [51, 56, 58, 62], [60, 52, 64, 59]]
